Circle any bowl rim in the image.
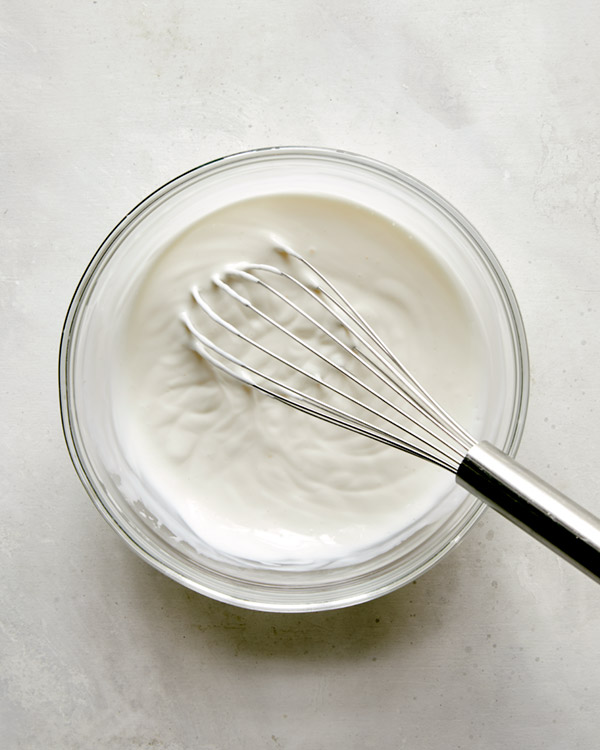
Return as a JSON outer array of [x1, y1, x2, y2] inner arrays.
[[59, 145, 529, 612]]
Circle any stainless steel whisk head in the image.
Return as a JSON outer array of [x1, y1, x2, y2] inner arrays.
[[181, 245, 600, 583], [181, 245, 475, 474]]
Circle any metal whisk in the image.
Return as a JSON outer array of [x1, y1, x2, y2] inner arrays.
[[181, 246, 600, 582]]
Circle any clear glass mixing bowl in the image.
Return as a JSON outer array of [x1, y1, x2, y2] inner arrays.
[[59, 147, 529, 612]]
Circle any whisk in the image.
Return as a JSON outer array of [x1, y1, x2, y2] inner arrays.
[[181, 246, 600, 582]]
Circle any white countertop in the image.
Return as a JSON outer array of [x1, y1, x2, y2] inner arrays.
[[2, 2, 600, 748]]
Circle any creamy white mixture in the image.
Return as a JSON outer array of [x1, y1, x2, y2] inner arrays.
[[115, 193, 488, 568]]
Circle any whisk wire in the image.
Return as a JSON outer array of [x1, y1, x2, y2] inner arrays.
[[184, 326, 456, 471], [185, 287, 461, 470], [315, 284, 474, 449], [277, 246, 475, 450], [182, 247, 479, 471], [206, 269, 465, 464]]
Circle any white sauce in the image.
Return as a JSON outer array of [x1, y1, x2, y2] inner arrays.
[[114, 193, 487, 568]]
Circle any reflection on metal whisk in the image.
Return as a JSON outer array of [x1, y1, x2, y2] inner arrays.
[[181, 246, 600, 583]]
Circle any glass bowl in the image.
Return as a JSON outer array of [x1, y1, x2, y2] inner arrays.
[[59, 147, 529, 612]]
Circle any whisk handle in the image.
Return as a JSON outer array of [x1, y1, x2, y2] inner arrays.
[[456, 441, 600, 583]]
